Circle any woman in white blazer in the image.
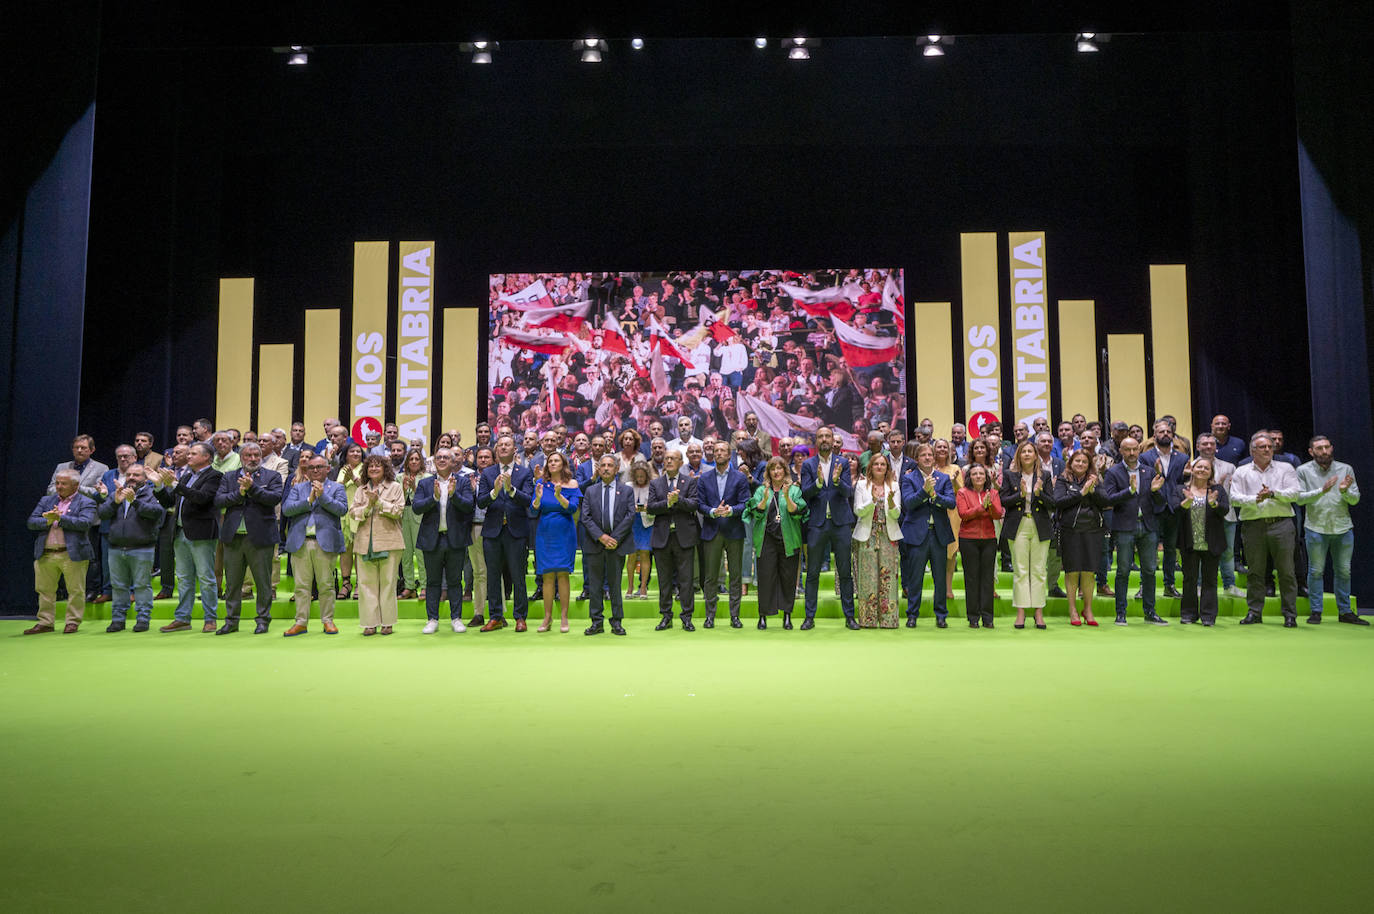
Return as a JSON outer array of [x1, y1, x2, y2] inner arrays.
[[852, 453, 903, 628]]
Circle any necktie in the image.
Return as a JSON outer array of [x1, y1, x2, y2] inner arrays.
[[603, 485, 611, 528]]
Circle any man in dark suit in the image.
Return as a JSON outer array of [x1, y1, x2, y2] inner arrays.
[[477, 434, 535, 631], [697, 441, 752, 629], [155, 441, 223, 632], [1140, 420, 1186, 599], [800, 427, 859, 629], [412, 447, 476, 634], [900, 444, 957, 627], [26, 469, 98, 634], [1100, 436, 1169, 626], [213, 442, 283, 634], [281, 454, 349, 635], [99, 463, 164, 632], [580, 455, 635, 635], [648, 450, 700, 630]]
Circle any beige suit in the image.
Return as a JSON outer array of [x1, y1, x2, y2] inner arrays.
[[349, 481, 405, 627]]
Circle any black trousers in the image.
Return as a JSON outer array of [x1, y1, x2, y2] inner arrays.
[[483, 533, 529, 619], [959, 537, 997, 625], [655, 539, 697, 620], [157, 512, 177, 591], [805, 520, 855, 619], [1179, 547, 1220, 624], [1157, 510, 1181, 588], [584, 549, 625, 624], [422, 544, 465, 620], [756, 534, 800, 617], [222, 534, 275, 624], [701, 534, 744, 621]]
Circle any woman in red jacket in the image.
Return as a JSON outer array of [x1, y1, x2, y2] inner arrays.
[[956, 463, 1005, 628]]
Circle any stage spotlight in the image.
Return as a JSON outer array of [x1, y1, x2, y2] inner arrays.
[[755, 37, 768, 49], [787, 36, 817, 59], [788, 46, 810, 60], [577, 38, 607, 62], [473, 51, 492, 64], [1076, 32, 1100, 52], [631, 37, 644, 50], [274, 45, 314, 66], [582, 48, 602, 62], [919, 35, 950, 57], [460, 41, 499, 63], [287, 52, 308, 65]]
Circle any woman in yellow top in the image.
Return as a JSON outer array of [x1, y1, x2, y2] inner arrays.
[[933, 438, 964, 601], [744, 456, 807, 629], [334, 443, 365, 599], [349, 455, 406, 635]]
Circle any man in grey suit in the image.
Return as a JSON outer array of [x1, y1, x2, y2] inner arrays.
[[213, 442, 283, 634], [281, 454, 349, 635], [580, 454, 635, 636], [648, 450, 700, 631]]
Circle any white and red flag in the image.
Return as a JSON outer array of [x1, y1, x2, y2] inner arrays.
[[497, 327, 576, 356], [779, 281, 858, 322], [647, 319, 694, 369], [831, 314, 903, 368], [591, 313, 632, 356], [518, 298, 594, 332], [496, 279, 555, 311], [881, 272, 906, 335]]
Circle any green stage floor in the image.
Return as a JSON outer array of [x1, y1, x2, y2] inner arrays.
[[2, 618, 1370, 912]]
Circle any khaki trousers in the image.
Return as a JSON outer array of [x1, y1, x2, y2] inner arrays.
[[467, 524, 487, 614], [34, 551, 88, 627], [356, 551, 400, 628], [292, 539, 338, 625]]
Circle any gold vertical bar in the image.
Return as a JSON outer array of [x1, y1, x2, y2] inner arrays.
[[1149, 264, 1193, 443], [1057, 300, 1098, 421], [304, 310, 341, 430], [1107, 334, 1147, 431], [913, 302, 955, 437], [441, 308, 479, 440], [1008, 230, 1051, 426], [215, 277, 254, 431], [350, 241, 390, 423], [395, 241, 435, 444], [960, 232, 1001, 425], [256, 344, 294, 434]]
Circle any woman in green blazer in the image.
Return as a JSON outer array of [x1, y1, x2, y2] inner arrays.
[[745, 456, 808, 629]]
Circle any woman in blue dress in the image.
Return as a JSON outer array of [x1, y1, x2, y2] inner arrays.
[[533, 452, 582, 632]]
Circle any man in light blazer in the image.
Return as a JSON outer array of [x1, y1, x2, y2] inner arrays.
[[799, 427, 857, 629], [281, 454, 349, 635], [580, 455, 636, 635], [412, 447, 477, 633], [26, 470, 98, 634], [213, 442, 283, 634], [697, 441, 752, 629], [647, 450, 700, 630], [900, 444, 957, 627]]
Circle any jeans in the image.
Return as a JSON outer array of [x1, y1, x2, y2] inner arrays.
[[1112, 526, 1158, 618], [173, 532, 219, 623], [108, 545, 156, 624], [1219, 519, 1238, 589], [1305, 528, 1354, 615]]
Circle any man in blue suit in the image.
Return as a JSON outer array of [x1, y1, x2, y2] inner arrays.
[[477, 434, 535, 631], [26, 470, 98, 634], [281, 454, 349, 635], [800, 427, 859, 629], [697, 440, 752, 629], [580, 455, 636, 635], [900, 443, 957, 627], [213, 442, 284, 634], [412, 447, 477, 634], [1140, 420, 1186, 599], [1100, 436, 1169, 625]]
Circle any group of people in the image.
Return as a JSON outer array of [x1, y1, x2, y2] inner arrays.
[[26, 409, 1362, 637]]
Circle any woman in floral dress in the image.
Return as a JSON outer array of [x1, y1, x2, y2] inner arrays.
[[852, 453, 903, 628]]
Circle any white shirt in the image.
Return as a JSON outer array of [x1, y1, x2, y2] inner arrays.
[[1209, 457, 1237, 521], [719, 342, 748, 375], [459, 467, 485, 522], [434, 473, 453, 532], [665, 436, 702, 456], [1230, 460, 1299, 520]]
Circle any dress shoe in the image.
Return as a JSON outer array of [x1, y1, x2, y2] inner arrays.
[[1296, 584, 1309, 598], [254, 621, 270, 634], [782, 613, 793, 630], [380, 626, 394, 635], [1014, 622, 1025, 629], [1096, 583, 1114, 597], [159, 620, 191, 632], [155, 589, 174, 600], [514, 619, 527, 632], [731, 617, 743, 629], [1048, 586, 1067, 599], [584, 623, 604, 635], [92, 594, 110, 604], [983, 620, 995, 629], [106, 622, 125, 633], [800, 617, 815, 630], [1283, 617, 1297, 628], [845, 618, 860, 630], [1238, 613, 1263, 625], [201, 621, 218, 633], [905, 617, 917, 628], [323, 621, 339, 634], [968, 621, 979, 629], [23, 623, 55, 634], [1163, 585, 1182, 599], [362, 627, 377, 636], [1306, 613, 1322, 625], [1339, 612, 1370, 626], [132, 620, 150, 632], [1179, 617, 1195, 625], [468, 614, 485, 629], [1133, 588, 1142, 600], [1265, 584, 1276, 597], [1201, 620, 1214, 627], [655, 616, 673, 631], [611, 623, 627, 635], [63, 623, 80, 633], [422, 620, 439, 634], [758, 617, 767, 630], [480, 617, 507, 632], [936, 619, 948, 629], [703, 616, 715, 629], [1144, 614, 1169, 626], [401, 589, 417, 600], [284, 623, 308, 637], [681, 620, 696, 632], [576, 591, 588, 601], [214, 622, 239, 635]]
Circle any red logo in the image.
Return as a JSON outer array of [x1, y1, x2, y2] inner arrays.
[[968, 411, 1000, 437], [351, 417, 383, 444]]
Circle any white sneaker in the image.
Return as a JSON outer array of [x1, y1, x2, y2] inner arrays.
[[422, 619, 439, 634], [451, 618, 467, 633], [1223, 585, 1246, 598]]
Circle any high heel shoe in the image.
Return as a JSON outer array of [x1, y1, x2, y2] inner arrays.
[[560, 621, 570, 633], [338, 583, 353, 600], [1085, 617, 1099, 626], [1070, 616, 1083, 626], [537, 620, 552, 633]]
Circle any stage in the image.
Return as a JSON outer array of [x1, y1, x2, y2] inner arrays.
[[1, 615, 1368, 912]]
